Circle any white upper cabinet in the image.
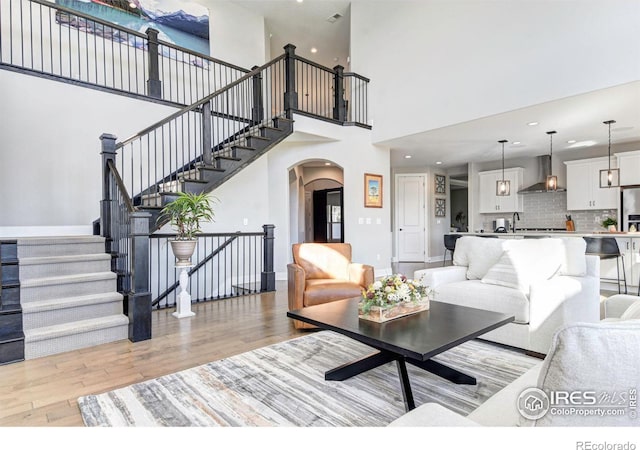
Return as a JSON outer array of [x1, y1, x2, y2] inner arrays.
[[478, 168, 524, 213], [565, 157, 618, 211], [615, 150, 640, 186]]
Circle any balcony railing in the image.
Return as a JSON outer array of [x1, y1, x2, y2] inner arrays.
[[0, 0, 249, 104]]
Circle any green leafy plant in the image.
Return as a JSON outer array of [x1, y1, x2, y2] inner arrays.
[[601, 217, 617, 229], [159, 192, 216, 240]]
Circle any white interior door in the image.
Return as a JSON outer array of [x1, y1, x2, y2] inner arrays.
[[396, 174, 426, 262]]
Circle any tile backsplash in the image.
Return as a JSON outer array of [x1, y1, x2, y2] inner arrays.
[[479, 192, 617, 232]]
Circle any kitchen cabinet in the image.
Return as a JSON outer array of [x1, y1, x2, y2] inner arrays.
[[600, 237, 640, 290], [478, 168, 524, 213], [615, 150, 640, 186], [565, 157, 618, 210]]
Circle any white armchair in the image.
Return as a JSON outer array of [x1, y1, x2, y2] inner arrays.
[[414, 236, 601, 354]]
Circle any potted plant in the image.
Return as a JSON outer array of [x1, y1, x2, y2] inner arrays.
[[159, 191, 216, 266], [602, 217, 618, 232]]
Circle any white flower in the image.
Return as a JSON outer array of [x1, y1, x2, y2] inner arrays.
[[372, 281, 382, 290], [387, 293, 398, 302], [384, 286, 392, 293]]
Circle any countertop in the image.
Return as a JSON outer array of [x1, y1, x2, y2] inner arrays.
[[451, 231, 640, 238]]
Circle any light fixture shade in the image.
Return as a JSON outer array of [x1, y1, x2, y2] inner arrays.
[[599, 168, 620, 188], [496, 180, 510, 196], [546, 175, 558, 192]]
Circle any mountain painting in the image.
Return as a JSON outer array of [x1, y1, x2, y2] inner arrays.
[[55, 0, 210, 55]]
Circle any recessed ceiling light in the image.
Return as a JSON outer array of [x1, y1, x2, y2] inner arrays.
[[404, 155, 412, 159], [436, 161, 443, 165], [512, 141, 521, 145], [311, 47, 318, 53], [567, 140, 576, 144], [296, 0, 303, 3], [324, 162, 331, 166], [527, 122, 539, 126]]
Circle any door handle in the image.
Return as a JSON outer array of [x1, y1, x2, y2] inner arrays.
[[399, 228, 403, 231]]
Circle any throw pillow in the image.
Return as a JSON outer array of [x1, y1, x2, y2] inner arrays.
[[459, 237, 506, 280], [524, 321, 640, 427], [503, 238, 562, 282], [481, 250, 529, 293], [620, 300, 640, 320], [557, 237, 587, 276]]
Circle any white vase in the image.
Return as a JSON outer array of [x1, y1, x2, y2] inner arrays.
[[608, 225, 617, 232], [170, 240, 197, 266]]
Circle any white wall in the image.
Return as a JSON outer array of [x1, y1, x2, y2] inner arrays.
[[208, 0, 266, 69], [350, 0, 640, 144], [0, 70, 178, 236]]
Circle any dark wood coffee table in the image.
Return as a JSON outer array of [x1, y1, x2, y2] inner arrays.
[[287, 298, 514, 411]]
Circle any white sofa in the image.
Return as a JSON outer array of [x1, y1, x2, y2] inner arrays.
[[389, 317, 640, 427], [414, 236, 601, 354]]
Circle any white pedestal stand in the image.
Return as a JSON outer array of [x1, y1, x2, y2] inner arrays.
[[172, 264, 196, 318]]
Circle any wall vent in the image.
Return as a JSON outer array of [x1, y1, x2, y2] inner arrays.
[[326, 13, 342, 23]]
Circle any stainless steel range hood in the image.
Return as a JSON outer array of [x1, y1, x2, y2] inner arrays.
[[517, 155, 566, 194]]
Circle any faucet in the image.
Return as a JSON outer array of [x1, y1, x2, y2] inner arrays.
[[512, 212, 520, 233]]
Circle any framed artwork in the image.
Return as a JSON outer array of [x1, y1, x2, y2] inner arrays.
[[364, 173, 383, 208], [435, 198, 446, 217], [435, 174, 446, 194]]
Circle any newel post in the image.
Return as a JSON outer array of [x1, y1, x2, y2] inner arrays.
[[283, 44, 298, 119], [333, 65, 346, 122], [202, 100, 213, 166], [146, 28, 162, 99], [100, 133, 117, 254], [251, 65, 264, 125], [261, 224, 275, 292], [129, 211, 152, 342]]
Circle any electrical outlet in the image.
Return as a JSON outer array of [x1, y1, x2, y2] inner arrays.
[[358, 217, 364, 225], [243, 218, 249, 226], [376, 254, 381, 261]]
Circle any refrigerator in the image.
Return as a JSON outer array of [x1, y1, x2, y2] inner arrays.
[[621, 186, 640, 231]]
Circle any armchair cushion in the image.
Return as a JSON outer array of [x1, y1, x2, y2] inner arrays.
[[304, 279, 364, 306]]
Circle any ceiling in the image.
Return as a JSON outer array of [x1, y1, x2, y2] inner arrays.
[[225, 1, 640, 170], [229, 0, 351, 68], [385, 81, 640, 169]]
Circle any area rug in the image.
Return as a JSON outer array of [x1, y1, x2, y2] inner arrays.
[[78, 331, 539, 426]]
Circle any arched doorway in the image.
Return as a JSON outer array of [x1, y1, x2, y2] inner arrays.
[[288, 160, 344, 246]]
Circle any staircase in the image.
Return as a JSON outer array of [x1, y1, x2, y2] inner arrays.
[[136, 116, 294, 229], [17, 236, 128, 360]]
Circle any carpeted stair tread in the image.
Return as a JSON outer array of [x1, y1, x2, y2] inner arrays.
[[20, 271, 116, 288], [24, 315, 129, 343], [19, 253, 111, 266], [21, 292, 123, 314], [16, 236, 105, 246]]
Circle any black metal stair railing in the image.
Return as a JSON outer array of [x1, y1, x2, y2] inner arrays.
[[111, 53, 288, 217], [150, 226, 274, 310], [0, 0, 249, 104]]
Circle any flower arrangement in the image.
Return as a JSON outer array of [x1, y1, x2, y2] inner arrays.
[[360, 274, 431, 316]]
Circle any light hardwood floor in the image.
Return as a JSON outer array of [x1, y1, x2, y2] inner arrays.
[[0, 281, 304, 426]]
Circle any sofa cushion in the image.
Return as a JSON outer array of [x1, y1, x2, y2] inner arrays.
[[620, 300, 640, 320], [481, 250, 529, 293], [481, 239, 564, 294], [453, 236, 506, 280], [557, 237, 587, 276], [303, 279, 363, 306], [433, 280, 530, 324], [528, 321, 640, 426]]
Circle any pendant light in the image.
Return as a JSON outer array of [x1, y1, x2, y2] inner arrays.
[[545, 130, 558, 191], [496, 140, 510, 196], [600, 120, 620, 188]]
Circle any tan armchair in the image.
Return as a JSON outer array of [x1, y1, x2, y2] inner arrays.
[[287, 243, 375, 329]]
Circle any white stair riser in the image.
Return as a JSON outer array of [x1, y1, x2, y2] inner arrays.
[[18, 242, 106, 258], [21, 278, 117, 302], [24, 324, 129, 360], [20, 258, 111, 279], [24, 301, 124, 330]]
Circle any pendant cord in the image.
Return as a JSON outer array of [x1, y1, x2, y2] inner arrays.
[[608, 121, 612, 172]]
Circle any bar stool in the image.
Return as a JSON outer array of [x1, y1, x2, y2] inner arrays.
[[583, 237, 627, 294], [443, 234, 461, 266]]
